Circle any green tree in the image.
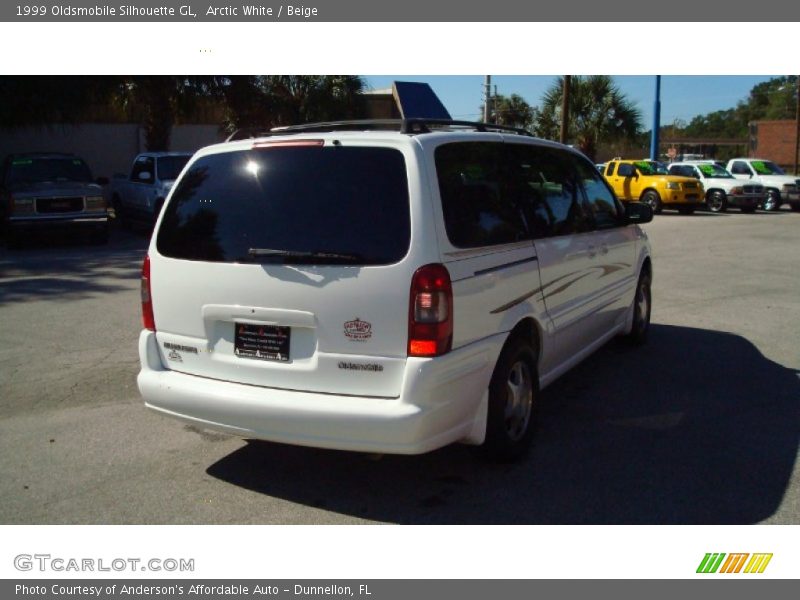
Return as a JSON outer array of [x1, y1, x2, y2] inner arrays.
[[0, 75, 368, 149], [0, 76, 121, 128], [537, 75, 642, 160], [680, 76, 798, 141], [113, 76, 217, 151], [0, 75, 218, 151], [215, 76, 275, 131], [748, 76, 798, 120], [264, 75, 366, 126], [484, 93, 537, 130], [217, 75, 366, 133]]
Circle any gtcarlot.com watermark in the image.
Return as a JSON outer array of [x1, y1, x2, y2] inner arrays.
[[14, 554, 195, 573]]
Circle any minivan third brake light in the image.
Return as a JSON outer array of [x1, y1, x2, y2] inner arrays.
[[252, 139, 324, 149]]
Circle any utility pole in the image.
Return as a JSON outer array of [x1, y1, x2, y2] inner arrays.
[[560, 75, 571, 144], [650, 75, 661, 161], [483, 76, 492, 123], [794, 75, 799, 175]]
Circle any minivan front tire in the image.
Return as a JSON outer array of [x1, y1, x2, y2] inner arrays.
[[626, 269, 652, 345], [481, 336, 539, 462]]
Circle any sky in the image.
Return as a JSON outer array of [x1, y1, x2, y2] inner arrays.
[[364, 75, 776, 128]]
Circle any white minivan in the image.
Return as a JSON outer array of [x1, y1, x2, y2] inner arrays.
[[138, 119, 653, 460]]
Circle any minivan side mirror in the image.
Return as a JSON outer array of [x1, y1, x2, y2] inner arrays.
[[625, 202, 653, 225]]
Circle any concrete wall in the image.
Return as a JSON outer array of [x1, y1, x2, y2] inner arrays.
[[0, 123, 225, 180]]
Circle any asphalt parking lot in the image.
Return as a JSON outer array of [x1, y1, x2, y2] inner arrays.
[[0, 210, 798, 524]]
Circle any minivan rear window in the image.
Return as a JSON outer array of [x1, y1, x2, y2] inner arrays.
[[156, 146, 410, 265]]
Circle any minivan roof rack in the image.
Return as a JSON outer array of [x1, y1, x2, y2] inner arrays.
[[226, 119, 534, 141]]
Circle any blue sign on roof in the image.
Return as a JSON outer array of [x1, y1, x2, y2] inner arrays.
[[393, 81, 452, 120]]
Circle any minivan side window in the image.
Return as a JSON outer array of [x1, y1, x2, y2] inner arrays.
[[504, 144, 591, 238], [574, 158, 623, 229], [435, 142, 528, 248]]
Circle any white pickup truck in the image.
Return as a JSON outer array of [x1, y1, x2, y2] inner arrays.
[[726, 158, 800, 212], [667, 161, 764, 213], [110, 152, 192, 226]]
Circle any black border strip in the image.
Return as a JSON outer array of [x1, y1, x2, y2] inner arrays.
[[474, 256, 538, 277], [490, 289, 539, 314]]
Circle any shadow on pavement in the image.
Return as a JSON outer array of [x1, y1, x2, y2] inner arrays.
[[207, 324, 800, 524], [0, 229, 148, 303]]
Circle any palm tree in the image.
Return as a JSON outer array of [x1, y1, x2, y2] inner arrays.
[[0, 75, 367, 150], [485, 93, 537, 130], [216, 76, 274, 132], [0, 76, 121, 128], [113, 76, 217, 151], [537, 76, 642, 160], [217, 76, 366, 132], [261, 75, 366, 126]]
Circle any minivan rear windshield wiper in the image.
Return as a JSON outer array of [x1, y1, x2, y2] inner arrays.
[[246, 248, 363, 262]]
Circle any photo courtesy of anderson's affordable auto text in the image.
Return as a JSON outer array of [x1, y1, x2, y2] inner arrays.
[[0, 0, 799, 591]]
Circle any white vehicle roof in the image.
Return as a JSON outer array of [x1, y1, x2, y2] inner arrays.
[[728, 157, 777, 162], [204, 120, 581, 159]]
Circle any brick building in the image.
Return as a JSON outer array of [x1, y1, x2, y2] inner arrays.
[[749, 120, 799, 170]]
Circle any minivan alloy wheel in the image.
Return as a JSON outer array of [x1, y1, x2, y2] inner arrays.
[[482, 337, 539, 461], [626, 270, 651, 345], [636, 281, 649, 331], [505, 360, 534, 442]]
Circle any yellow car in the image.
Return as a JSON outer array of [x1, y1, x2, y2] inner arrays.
[[603, 159, 705, 214]]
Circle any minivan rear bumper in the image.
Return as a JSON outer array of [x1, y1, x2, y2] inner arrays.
[[137, 330, 502, 454]]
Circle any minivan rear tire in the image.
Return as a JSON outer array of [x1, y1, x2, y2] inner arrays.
[[480, 336, 539, 462]]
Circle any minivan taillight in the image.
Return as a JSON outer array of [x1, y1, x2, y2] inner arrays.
[[141, 254, 155, 331], [408, 264, 453, 357]]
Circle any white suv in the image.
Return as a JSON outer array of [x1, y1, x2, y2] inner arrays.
[[138, 119, 653, 460]]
